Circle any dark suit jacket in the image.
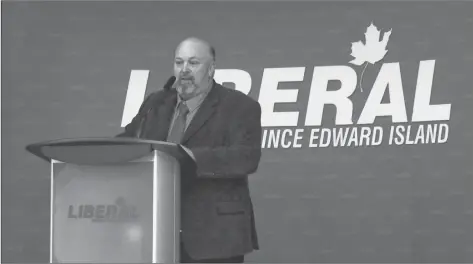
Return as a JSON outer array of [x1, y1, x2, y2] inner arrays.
[[117, 80, 262, 260]]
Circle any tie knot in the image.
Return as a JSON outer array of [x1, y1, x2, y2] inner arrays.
[[178, 102, 189, 115]]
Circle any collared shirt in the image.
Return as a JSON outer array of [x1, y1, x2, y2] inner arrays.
[[167, 86, 212, 139]]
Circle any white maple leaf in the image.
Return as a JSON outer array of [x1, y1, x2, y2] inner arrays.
[[349, 22, 392, 91]]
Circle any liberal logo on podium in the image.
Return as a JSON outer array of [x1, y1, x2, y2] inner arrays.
[[67, 197, 139, 223]]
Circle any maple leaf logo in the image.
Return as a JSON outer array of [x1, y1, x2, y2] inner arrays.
[[349, 22, 392, 92]]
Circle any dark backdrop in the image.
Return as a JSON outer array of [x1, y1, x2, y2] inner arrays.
[[2, 1, 473, 262]]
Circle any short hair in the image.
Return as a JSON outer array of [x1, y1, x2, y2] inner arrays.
[[175, 37, 216, 62]]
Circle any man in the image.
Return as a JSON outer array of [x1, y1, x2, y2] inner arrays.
[[117, 37, 262, 263]]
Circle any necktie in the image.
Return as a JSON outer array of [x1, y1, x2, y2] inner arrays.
[[167, 102, 190, 143]]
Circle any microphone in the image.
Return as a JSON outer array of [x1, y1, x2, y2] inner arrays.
[[135, 76, 177, 138], [164, 76, 177, 91], [135, 107, 152, 138]]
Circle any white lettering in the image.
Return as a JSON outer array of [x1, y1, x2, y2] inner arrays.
[[305, 66, 357, 126], [358, 63, 408, 124], [259, 67, 305, 127], [214, 69, 252, 95], [121, 70, 149, 127], [261, 128, 305, 149], [389, 123, 449, 145], [412, 60, 451, 122]]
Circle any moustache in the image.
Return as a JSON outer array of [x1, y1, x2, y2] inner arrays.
[[178, 76, 194, 81], [176, 77, 195, 88], [172, 76, 195, 89]]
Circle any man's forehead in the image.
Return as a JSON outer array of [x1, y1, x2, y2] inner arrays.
[[174, 54, 206, 60], [175, 40, 212, 59]]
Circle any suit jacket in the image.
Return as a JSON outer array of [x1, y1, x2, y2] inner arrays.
[[117, 80, 262, 260]]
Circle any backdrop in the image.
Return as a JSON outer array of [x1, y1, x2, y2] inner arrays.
[[2, 1, 473, 262]]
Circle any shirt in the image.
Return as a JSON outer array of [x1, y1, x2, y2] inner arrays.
[[167, 86, 212, 140]]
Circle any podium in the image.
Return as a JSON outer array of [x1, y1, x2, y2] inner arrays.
[[26, 137, 195, 263]]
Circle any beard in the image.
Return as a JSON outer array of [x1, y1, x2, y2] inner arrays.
[[176, 79, 198, 99]]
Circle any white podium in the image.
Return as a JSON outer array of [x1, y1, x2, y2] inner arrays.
[[26, 138, 195, 263]]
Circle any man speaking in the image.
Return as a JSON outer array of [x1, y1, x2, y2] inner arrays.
[[117, 37, 262, 263]]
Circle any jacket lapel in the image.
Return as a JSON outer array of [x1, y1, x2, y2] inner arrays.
[[181, 82, 220, 144], [148, 90, 177, 141]]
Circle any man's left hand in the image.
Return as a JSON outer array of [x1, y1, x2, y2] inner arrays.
[[181, 145, 196, 161]]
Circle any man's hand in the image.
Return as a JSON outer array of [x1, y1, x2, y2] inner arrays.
[[181, 145, 196, 161]]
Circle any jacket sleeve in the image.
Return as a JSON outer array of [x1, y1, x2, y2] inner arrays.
[[115, 92, 159, 138], [189, 100, 262, 179]]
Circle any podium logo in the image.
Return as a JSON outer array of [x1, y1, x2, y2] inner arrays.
[[67, 197, 139, 223]]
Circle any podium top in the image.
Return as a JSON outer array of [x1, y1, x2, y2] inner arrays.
[[25, 137, 195, 166]]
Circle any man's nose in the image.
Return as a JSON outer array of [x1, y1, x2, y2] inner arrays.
[[181, 62, 191, 74]]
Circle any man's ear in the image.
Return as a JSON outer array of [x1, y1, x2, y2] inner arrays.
[[208, 63, 215, 77]]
